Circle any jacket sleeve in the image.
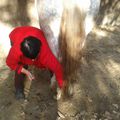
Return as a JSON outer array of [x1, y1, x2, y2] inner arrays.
[[46, 54, 63, 88], [6, 47, 23, 74]]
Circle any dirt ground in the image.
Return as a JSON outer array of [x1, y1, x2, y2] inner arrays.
[[0, 0, 120, 120]]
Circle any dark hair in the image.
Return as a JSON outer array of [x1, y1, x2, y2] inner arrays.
[[21, 36, 41, 59]]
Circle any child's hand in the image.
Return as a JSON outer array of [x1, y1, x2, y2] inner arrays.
[[27, 71, 35, 81], [21, 68, 35, 81]]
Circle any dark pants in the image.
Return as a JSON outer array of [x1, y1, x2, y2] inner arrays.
[[14, 65, 28, 90], [50, 70, 53, 78], [10, 41, 28, 90]]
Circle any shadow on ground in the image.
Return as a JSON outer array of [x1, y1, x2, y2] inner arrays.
[[0, 63, 58, 120], [0, 0, 31, 27], [97, 0, 120, 27], [57, 27, 120, 119]]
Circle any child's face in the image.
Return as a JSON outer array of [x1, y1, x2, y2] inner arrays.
[[32, 59, 35, 61]]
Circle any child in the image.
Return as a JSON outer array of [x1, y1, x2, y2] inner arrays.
[[6, 26, 64, 99]]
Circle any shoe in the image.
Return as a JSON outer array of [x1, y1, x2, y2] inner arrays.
[[15, 88, 25, 100]]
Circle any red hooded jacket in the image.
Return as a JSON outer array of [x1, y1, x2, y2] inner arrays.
[[6, 26, 63, 88]]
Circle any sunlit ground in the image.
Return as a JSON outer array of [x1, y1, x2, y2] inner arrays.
[[0, 22, 11, 56]]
